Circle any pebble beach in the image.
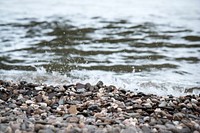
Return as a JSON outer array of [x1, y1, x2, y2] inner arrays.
[[0, 80, 200, 133]]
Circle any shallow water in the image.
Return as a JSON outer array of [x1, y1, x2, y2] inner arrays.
[[0, 0, 200, 96]]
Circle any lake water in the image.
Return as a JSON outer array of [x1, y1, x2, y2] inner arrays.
[[0, 0, 200, 96]]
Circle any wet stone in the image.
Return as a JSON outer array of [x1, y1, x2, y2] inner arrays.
[[0, 89, 10, 101], [51, 103, 59, 109], [76, 88, 86, 94], [76, 83, 85, 89], [20, 81, 27, 85], [137, 92, 146, 97], [63, 84, 75, 90], [67, 116, 79, 123], [96, 81, 104, 88], [106, 85, 116, 92], [88, 104, 101, 112]]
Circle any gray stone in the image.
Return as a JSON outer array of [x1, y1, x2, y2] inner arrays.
[[85, 125, 96, 133], [121, 127, 138, 133], [143, 116, 150, 122], [58, 98, 65, 105], [173, 113, 184, 120], [38, 128, 54, 133], [141, 125, 151, 133], [158, 101, 167, 108]]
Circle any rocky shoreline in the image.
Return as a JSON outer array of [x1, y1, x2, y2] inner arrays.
[[0, 80, 200, 133]]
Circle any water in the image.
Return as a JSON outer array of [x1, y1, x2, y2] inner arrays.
[[0, 0, 200, 96]]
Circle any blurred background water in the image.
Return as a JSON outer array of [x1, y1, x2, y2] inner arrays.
[[0, 0, 200, 96]]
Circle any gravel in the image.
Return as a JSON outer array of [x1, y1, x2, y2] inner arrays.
[[0, 80, 200, 133]]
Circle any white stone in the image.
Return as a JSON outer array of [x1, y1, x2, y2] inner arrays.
[[38, 102, 47, 108], [17, 94, 23, 100], [35, 86, 44, 91], [172, 121, 179, 125], [191, 99, 198, 104], [143, 102, 152, 108], [0, 99, 4, 104], [158, 101, 167, 107], [25, 100, 34, 104]]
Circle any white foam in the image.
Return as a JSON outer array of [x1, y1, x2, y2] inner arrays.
[[0, 67, 199, 96]]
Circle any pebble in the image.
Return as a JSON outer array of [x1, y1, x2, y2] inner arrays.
[[141, 125, 151, 133], [67, 116, 79, 123], [143, 102, 152, 108], [143, 116, 150, 122], [173, 112, 184, 120], [25, 100, 35, 105], [158, 101, 167, 108], [0, 80, 199, 133], [68, 105, 78, 115], [96, 81, 104, 88], [35, 86, 44, 91], [121, 127, 139, 133], [191, 98, 198, 104]]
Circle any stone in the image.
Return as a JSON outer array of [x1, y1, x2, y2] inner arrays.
[[35, 95, 43, 102], [165, 123, 176, 131], [68, 127, 82, 133], [0, 99, 5, 104], [51, 103, 59, 109], [76, 88, 86, 94], [151, 128, 158, 133], [141, 125, 151, 133], [48, 92, 56, 99], [96, 81, 104, 88], [5, 126, 12, 133], [68, 105, 78, 115], [76, 83, 85, 89], [143, 102, 152, 108], [126, 113, 140, 118], [85, 83, 92, 89], [154, 124, 167, 130], [78, 122, 85, 128], [67, 116, 79, 123], [94, 112, 105, 118], [178, 126, 191, 133], [0, 117, 8, 123], [191, 99, 198, 104], [158, 101, 167, 108], [173, 113, 184, 121], [38, 128, 54, 133], [85, 125, 96, 133], [88, 104, 101, 112], [35, 86, 44, 91], [121, 127, 138, 133], [38, 102, 47, 108], [134, 99, 142, 104], [14, 129, 21, 133], [25, 100, 35, 105], [0, 80, 200, 133], [58, 98, 65, 105], [143, 116, 150, 122]]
